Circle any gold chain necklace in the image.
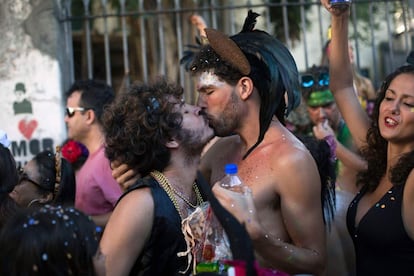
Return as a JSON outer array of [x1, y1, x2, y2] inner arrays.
[[150, 170, 203, 219]]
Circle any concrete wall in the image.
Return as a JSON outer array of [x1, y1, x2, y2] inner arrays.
[[0, 0, 67, 167]]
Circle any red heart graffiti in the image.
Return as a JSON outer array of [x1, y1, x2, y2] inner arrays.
[[18, 119, 38, 140]]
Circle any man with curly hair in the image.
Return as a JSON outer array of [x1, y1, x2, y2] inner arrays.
[[97, 78, 214, 275]]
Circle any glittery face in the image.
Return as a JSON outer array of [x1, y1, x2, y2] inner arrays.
[[197, 71, 226, 91]]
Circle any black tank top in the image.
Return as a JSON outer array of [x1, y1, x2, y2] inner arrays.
[[347, 184, 414, 275], [119, 176, 191, 276]]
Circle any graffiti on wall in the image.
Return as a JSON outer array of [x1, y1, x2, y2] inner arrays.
[[0, 0, 66, 167]]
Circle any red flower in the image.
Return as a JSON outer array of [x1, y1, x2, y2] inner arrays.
[[61, 140, 82, 163]]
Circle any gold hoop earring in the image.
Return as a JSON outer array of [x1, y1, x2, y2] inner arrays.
[[27, 198, 41, 207]]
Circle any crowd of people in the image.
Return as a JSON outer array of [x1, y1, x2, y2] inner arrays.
[[1, 0, 414, 275]]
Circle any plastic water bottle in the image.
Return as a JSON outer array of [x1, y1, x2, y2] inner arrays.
[[330, 0, 351, 7], [220, 164, 246, 194]]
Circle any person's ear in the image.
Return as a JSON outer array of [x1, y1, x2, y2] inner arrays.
[[238, 77, 254, 100], [85, 109, 95, 124], [40, 193, 53, 204], [165, 139, 179, 149]]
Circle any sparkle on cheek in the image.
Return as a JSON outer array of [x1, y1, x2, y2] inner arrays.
[[198, 72, 225, 88]]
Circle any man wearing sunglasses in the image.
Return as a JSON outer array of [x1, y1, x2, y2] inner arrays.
[[301, 66, 367, 276], [64, 79, 123, 227]]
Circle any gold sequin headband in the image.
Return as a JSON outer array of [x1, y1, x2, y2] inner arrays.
[[54, 146, 62, 196]]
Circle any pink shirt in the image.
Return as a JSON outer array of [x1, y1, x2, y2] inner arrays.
[[75, 145, 123, 215]]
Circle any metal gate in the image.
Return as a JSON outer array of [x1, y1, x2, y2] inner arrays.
[[58, 0, 412, 103]]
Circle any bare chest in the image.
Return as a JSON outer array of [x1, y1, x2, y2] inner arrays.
[[210, 149, 279, 209]]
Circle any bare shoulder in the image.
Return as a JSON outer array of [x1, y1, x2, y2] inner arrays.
[[100, 186, 154, 275], [241, 130, 319, 192], [254, 129, 315, 168], [113, 187, 154, 218], [271, 136, 317, 183], [101, 187, 154, 250]]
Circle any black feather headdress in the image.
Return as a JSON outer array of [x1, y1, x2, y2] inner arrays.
[[230, 10, 300, 158]]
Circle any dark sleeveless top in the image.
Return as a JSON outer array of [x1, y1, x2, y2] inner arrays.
[[119, 176, 191, 276], [347, 184, 414, 275]]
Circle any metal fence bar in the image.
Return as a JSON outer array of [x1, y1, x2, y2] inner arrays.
[[350, 3, 359, 69], [100, 0, 112, 85], [317, 3, 325, 57], [62, 0, 75, 86], [157, 0, 166, 76], [229, 0, 236, 34], [82, 0, 93, 79], [211, 0, 218, 30], [401, 0, 411, 56], [138, 0, 148, 83], [281, 0, 292, 49], [386, 2, 396, 67], [59, 0, 411, 97], [300, 0, 309, 69], [119, 0, 130, 88], [175, 0, 185, 87], [263, 0, 272, 34], [368, 2, 379, 86]]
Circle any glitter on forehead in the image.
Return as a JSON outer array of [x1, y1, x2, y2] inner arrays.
[[197, 71, 226, 89]]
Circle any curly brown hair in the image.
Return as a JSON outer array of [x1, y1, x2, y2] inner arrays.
[[358, 65, 414, 192], [102, 77, 184, 177]]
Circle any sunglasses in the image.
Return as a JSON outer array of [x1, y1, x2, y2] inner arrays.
[[66, 107, 88, 118], [301, 73, 330, 88], [17, 167, 43, 189]]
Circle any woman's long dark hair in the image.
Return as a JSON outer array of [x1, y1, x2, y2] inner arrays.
[[0, 144, 20, 229], [358, 65, 414, 192], [297, 135, 336, 227]]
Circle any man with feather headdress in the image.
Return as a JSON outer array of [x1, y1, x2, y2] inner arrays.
[[183, 10, 328, 275]]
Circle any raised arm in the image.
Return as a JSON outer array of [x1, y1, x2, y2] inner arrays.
[[321, 0, 371, 149]]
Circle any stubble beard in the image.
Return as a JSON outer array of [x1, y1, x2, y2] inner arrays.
[[179, 127, 213, 158], [210, 91, 240, 137]]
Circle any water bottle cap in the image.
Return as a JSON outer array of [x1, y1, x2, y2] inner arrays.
[[225, 163, 238, 174]]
